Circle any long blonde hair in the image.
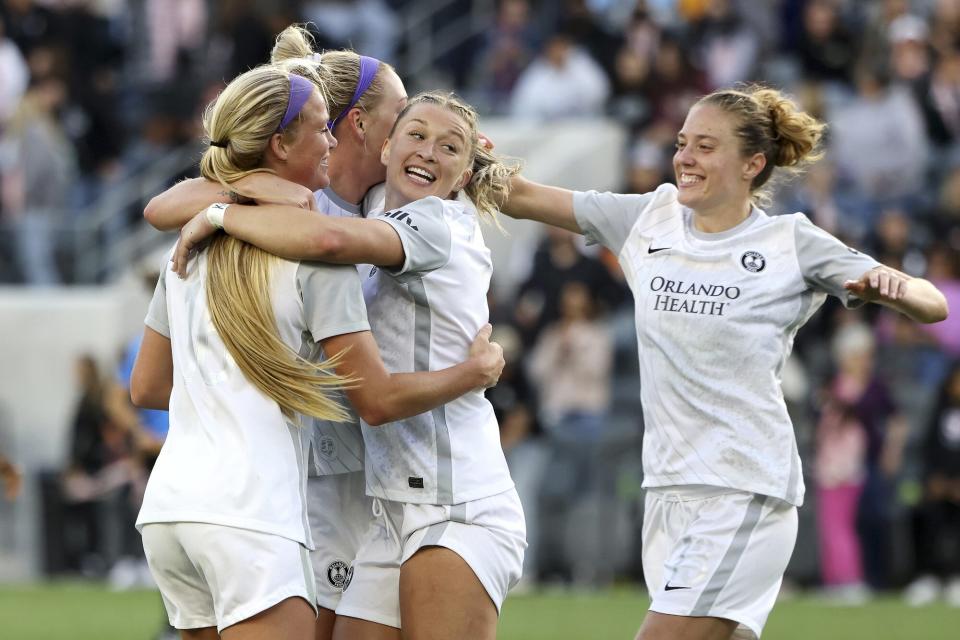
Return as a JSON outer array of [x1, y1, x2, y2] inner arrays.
[[199, 65, 352, 422], [391, 92, 522, 225]]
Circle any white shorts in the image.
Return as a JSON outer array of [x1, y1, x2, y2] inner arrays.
[[141, 522, 317, 632], [307, 471, 376, 610], [336, 487, 527, 628], [642, 486, 797, 640]]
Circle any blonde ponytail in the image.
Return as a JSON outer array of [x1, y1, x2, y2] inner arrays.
[[199, 64, 353, 421]]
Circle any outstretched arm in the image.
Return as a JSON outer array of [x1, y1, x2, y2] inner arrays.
[[144, 174, 316, 230], [320, 324, 504, 426], [171, 203, 406, 275], [844, 265, 949, 323], [501, 176, 582, 233]]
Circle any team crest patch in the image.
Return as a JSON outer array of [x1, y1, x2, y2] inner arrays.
[[342, 565, 355, 591], [318, 435, 337, 460], [740, 251, 766, 273], [327, 560, 349, 589]]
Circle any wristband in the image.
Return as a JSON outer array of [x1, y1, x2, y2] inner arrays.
[[205, 202, 229, 229]]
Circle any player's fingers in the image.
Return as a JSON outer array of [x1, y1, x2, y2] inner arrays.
[[869, 270, 880, 290], [476, 323, 493, 341], [878, 271, 890, 297]]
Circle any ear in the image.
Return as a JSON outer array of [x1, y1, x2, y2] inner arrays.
[[268, 132, 289, 162], [455, 166, 473, 193], [380, 136, 391, 167], [743, 152, 766, 181], [349, 107, 365, 141]]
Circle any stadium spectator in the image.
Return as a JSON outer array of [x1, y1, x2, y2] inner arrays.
[[529, 280, 614, 586], [302, 0, 399, 62], [813, 324, 874, 604], [0, 17, 28, 125], [690, 0, 761, 90], [509, 31, 610, 120], [470, 0, 542, 114], [904, 360, 960, 607], [0, 75, 75, 284]]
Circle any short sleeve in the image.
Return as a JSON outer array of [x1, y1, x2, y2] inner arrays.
[[793, 214, 881, 308], [573, 189, 657, 254], [372, 196, 452, 283], [296, 262, 370, 342], [144, 271, 170, 338]]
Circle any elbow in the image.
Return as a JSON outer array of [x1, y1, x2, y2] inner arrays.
[[143, 196, 173, 231], [129, 381, 149, 409], [130, 378, 168, 410], [356, 406, 388, 427], [306, 227, 346, 261]]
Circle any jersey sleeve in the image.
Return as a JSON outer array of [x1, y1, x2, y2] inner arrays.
[[144, 273, 170, 338], [572, 189, 657, 254], [296, 262, 370, 341], [372, 195, 452, 283], [793, 213, 881, 308]]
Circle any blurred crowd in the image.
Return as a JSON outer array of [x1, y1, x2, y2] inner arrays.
[[0, 0, 958, 608]]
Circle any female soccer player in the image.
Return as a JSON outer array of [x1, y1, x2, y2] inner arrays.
[[143, 26, 410, 640], [497, 85, 948, 640], [171, 92, 527, 640], [130, 68, 503, 640]]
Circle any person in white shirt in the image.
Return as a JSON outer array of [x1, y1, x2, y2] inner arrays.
[[143, 26, 414, 640], [172, 92, 527, 640], [130, 66, 503, 640], [497, 85, 948, 640]]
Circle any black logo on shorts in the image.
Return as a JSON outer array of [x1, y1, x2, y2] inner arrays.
[[408, 476, 424, 489], [342, 565, 355, 591], [327, 560, 349, 589], [740, 251, 766, 273], [648, 246, 670, 254], [664, 582, 691, 591], [318, 436, 337, 460]]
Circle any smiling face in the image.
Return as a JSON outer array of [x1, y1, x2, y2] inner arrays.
[[381, 102, 474, 209], [278, 88, 337, 191], [673, 103, 763, 215]]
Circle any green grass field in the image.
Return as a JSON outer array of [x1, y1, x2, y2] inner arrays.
[[0, 583, 957, 639]]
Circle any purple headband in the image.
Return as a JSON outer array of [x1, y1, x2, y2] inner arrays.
[[327, 55, 381, 131], [278, 74, 315, 131]]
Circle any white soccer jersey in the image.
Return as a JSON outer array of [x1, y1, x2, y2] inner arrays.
[[136, 245, 369, 545], [359, 195, 515, 505], [304, 187, 373, 476], [573, 184, 880, 506]]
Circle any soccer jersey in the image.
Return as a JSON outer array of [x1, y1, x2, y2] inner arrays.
[[304, 187, 376, 476], [359, 195, 515, 505], [136, 245, 369, 546], [573, 183, 880, 506]]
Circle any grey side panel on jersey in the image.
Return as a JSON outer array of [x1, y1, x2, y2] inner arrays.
[[409, 277, 454, 503], [296, 262, 370, 341], [322, 187, 361, 215], [572, 189, 657, 254], [373, 196, 453, 283], [286, 419, 313, 547], [793, 214, 880, 308], [145, 269, 171, 337], [690, 495, 768, 616]]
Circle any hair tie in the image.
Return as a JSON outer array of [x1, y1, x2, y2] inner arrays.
[[210, 139, 229, 148], [278, 74, 315, 132], [328, 55, 381, 131]]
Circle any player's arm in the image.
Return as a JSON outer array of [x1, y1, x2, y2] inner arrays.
[[171, 203, 411, 276], [500, 175, 582, 234], [319, 325, 503, 426], [143, 174, 316, 230], [843, 266, 948, 324], [130, 327, 174, 409]]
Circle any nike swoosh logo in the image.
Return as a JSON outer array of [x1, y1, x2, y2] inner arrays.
[[648, 246, 670, 254], [664, 583, 691, 591]]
